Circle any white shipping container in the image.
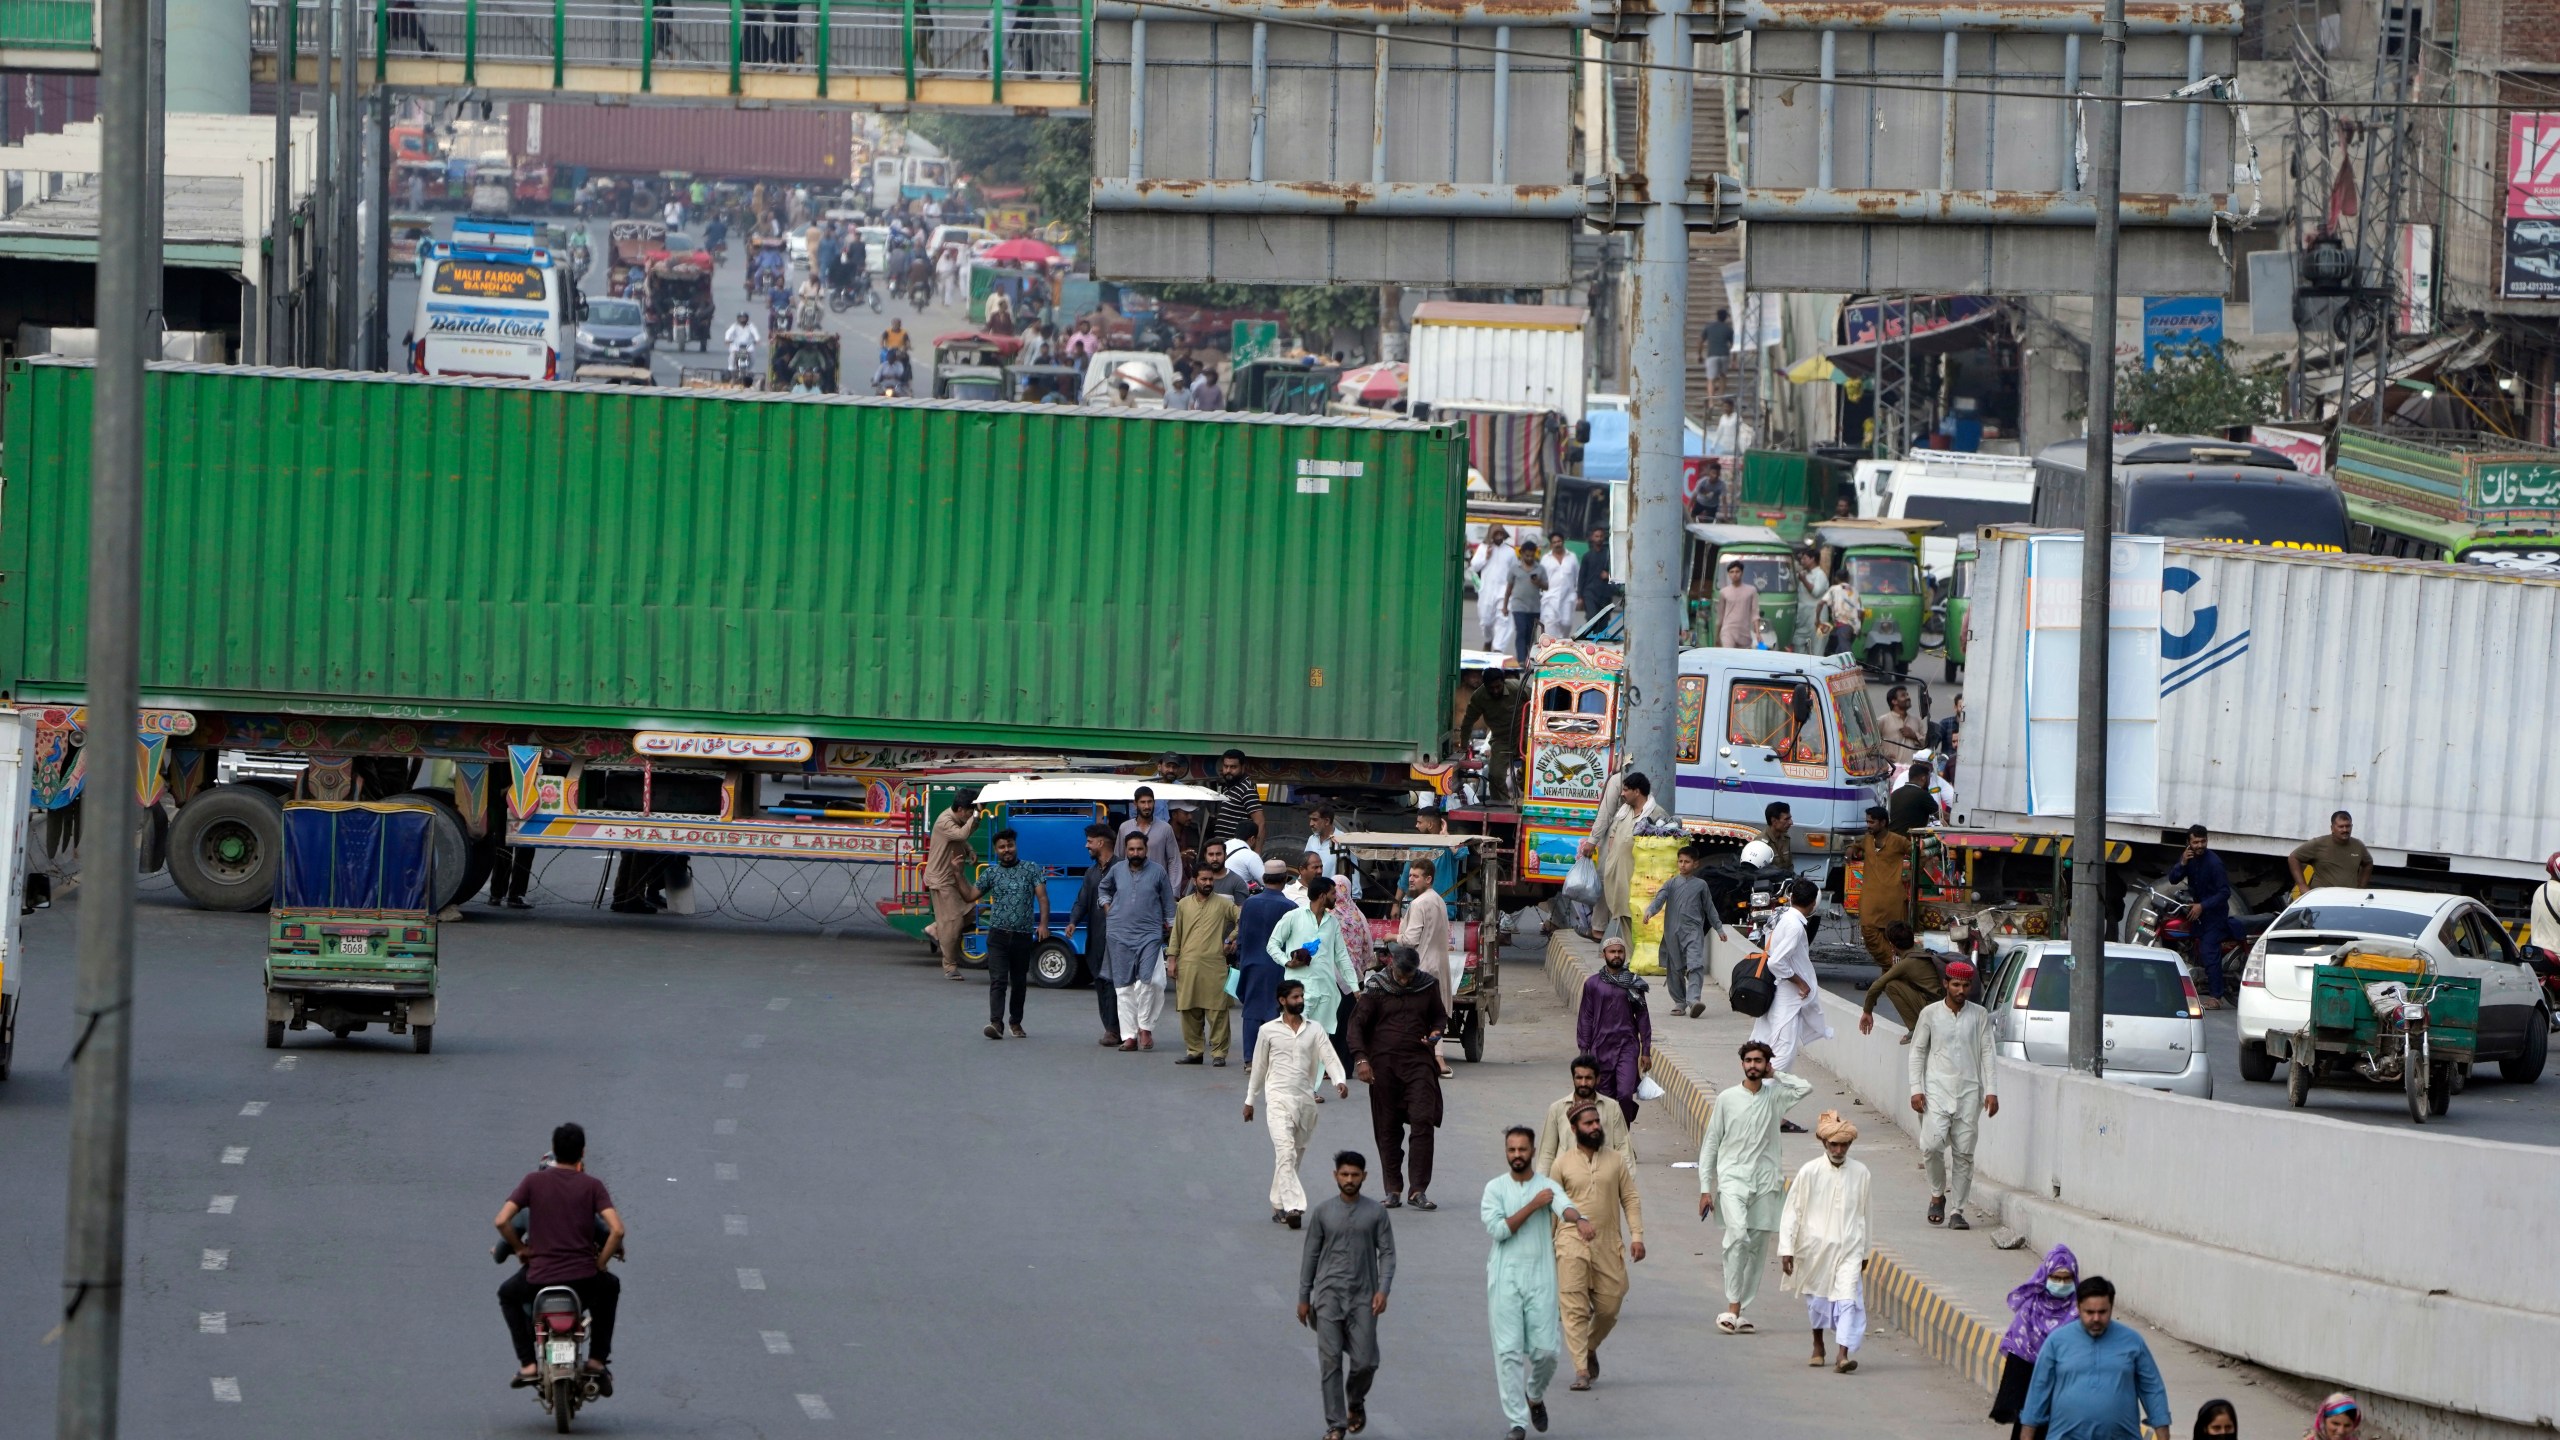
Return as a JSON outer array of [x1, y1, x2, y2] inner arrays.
[[1963, 529, 2560, 880], [1407, 301, 1587, 422]]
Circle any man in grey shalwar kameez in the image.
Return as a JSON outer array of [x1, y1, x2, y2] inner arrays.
[[1098, 830, 1179, 1051]]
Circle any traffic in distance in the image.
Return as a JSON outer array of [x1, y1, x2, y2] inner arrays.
[[5, 46, 2555, 1440]]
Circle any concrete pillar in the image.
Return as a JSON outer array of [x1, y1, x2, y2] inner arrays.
[[166, 0, 251, 113]]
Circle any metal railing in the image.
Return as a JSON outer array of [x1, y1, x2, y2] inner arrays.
[[246, 0, 1086, 98], [0, 0, 97, 50]]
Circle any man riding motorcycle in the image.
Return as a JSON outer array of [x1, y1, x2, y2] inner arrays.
[[494, 1122, 625, 1387], [871, 348, 914, 397], [723, 312, 762, 375]]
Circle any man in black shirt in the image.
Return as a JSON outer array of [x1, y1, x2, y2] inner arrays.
[[1577, 526, 1615, 622], [1887, 760, 1942, 834], [1205, 747, 1266, 853]]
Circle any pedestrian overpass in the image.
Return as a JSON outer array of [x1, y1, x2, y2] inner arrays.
[[0, 0, 1090, 110]]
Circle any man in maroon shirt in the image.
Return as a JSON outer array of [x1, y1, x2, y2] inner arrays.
[[495, 1122, 627, 1384]]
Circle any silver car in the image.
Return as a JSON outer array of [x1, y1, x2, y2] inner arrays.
[[1980, 940, 2214, 1098]]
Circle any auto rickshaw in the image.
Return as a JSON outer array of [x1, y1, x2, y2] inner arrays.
[[932, 329, 1020, 401], [1683, 523, 1794, 647], [606, 219, 666, 297], [1809, 519, 1937, 672], [1935, 535, 1976, 682], [387, 214, 437, 272], [1233, 357, 1343, 415], [769, 331, 841, 393], [1333, 831, 1504, 1061], [747, 236, 790, 300], [968, 263, 1047, 324], [1005, 362, 1082, 404], [263, 801, 441, 1053], [646, 260, 715, 350]]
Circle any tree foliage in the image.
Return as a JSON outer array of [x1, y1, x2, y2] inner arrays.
[[2112, 343, 2287, 434]]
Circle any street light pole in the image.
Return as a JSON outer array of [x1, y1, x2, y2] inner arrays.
[[53, 0, 150, 1425], [1620, 9, 1694, 794], [2067, 0, 2128, 1077]]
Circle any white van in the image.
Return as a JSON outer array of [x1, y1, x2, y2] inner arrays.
[[412, 219, 577, 382], [1080, 350, 1178, 407], [1868, 449, 2035, 576]]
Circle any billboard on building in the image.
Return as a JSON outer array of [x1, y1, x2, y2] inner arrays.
[[2502, 112, 2560, 301], [2139, 297, 2222, 368]]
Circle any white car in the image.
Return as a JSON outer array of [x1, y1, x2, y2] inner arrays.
[[1979, 940, 2214, 1098], [2234, 887, 2551, 1084]]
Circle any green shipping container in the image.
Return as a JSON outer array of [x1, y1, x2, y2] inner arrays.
[[0, 361, 1466, 763]]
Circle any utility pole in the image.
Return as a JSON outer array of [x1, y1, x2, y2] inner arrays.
[[365, 91, 390, 369], [143, 0, 164, 333], [2067, 0, 2127, 1077], [54, 0, 149, 1428], [334, 0, 359, 365], [313, 0, 334, 363], [268, 0, 295, 365], [1618, 2, 1693, 792]]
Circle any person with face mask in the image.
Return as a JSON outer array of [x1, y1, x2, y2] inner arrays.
[[1243, 978, 1353, 1228], [1991, 1245, 2082, 1439], [1778, 1111, 1871, 1373], [2018, 1275, 2172, 1440]]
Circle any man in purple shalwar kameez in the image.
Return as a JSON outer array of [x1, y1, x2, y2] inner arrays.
[[1575, 936, 1654, 1124]]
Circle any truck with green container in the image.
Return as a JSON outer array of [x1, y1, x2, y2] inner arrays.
[[0, 360, 1467, 913]]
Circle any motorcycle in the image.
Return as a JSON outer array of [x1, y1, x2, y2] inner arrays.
[[726, 347, 756, 384], [2523, 944, 2560, 1026], [2126, 881, 2274, 1003], [527, 1285, 609, 1431], [828, 274, 883, 315], [905, 273, 932, 313]]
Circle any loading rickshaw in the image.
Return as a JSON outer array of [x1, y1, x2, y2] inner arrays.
[[2281, 939, 2481, 1123], [931, 329, 1020, 401], [1334, 831, 1504, 1061], [769, 332, 841, 394], [263, 801, 442, 1053], [605, 219, 666, 297], [1005, 362, 1082, 404], [646, 260, 714, 350]]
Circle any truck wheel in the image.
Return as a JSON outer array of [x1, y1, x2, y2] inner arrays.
[[455, 832, 499, 909], [2285, 1055, 2312, 1108], [413, 1024, 434, 1055], [1460, 1006, 1486, 1063], [1031, 941, 1083, 989], [2501, 1013, 2549, 1084], [2237, 1039, 2276, 1083], [264, 1019, 283, 1050], [167, 785, 287, 910], [2, 993, 16, 1078], [385, 792, 472, 911]]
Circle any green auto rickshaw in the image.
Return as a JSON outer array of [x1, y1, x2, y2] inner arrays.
[[1682, 523, 1795, 647], [1811, 519, 1937, 673], [264, 801, 441, 1053], [1938, 536, 1976, 682]]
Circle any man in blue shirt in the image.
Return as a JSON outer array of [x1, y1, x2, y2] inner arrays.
[[2020, 1275, 2171, 1440], [2165, 823, 2234, 1006]]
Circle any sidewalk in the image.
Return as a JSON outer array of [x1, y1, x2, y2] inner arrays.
[[1545, 929, 2342, 1439]]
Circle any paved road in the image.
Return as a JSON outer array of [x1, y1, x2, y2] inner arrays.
[[0, 877, 2009, 1438], [388, 211, 967, 393]]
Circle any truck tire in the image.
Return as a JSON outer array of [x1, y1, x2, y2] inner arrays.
[[1460, 1004, 1486, 1063], [1031, 941, 1084, 989], [167, 785, 288, 910], [456, 831, 500, 909], [385, 792, 472, 912], [2501, 1012, 2549, 1085], [2237, 1039, 2276, 1083]]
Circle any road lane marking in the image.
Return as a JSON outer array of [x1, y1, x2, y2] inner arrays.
[[724, 1215, 749, 1235], [210, 1378, 241, 1403], [762, 1330, 793, 1354], [715, 1163, 739, 1182], [744, 1034, 766, 1049], [201, 1250, 229, 1271], [271, 1055, 297, 1071], [725, 1073, 748, 1089], [220, 1147, 249, 1165], [238, 1102, 268, 1117], [737, 1268, 766, 1291], [199, 1312, 227, 1335], [796, 1394, 833, 1420], [207, 1196, 236, 1215], [767, 998, 792, 1011], [714, 1119, 737, 1134]]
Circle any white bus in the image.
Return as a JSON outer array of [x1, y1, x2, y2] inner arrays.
[[411, 219, 579, 382]]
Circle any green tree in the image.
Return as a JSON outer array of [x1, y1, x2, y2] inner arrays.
[[2113, 343, 2286, 434]]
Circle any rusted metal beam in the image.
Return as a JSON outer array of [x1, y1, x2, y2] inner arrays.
[[1090, 176, 1585, 215], [1742, 185, 2222, 224], [1094, 0, 2240, 32]]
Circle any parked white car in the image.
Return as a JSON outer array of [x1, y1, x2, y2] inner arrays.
[[1979, 940, 2214, 1098], [2234, 887, 2551, 1085]]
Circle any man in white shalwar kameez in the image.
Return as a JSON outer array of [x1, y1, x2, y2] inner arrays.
[[1778, 1110, 1873, 1373], [1471, 525, 1525, 655], [1751, 878, 1835, 1080], [1243, 978, 1353, 1227], [1697, 1039, 1813, 1332]]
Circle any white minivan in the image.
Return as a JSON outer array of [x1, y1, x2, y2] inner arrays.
[[1859, 449, 2035, 577]]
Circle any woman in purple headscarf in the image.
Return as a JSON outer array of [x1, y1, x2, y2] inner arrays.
[[1989, 1243, 2080, 1438]]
